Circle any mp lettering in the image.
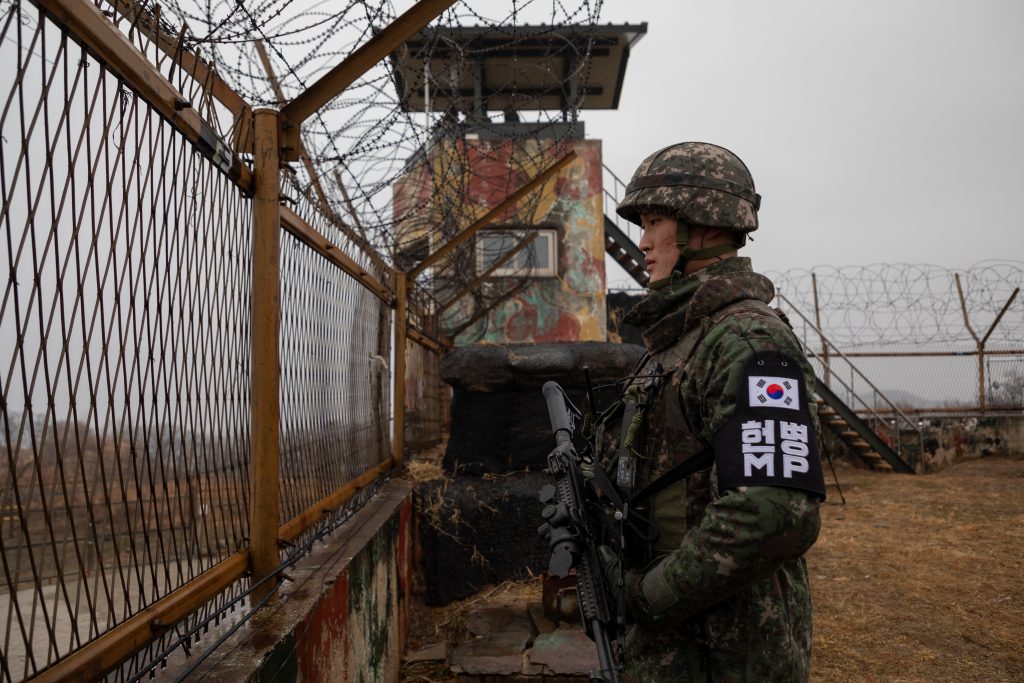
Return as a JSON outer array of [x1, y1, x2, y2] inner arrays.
[[744, 452, 775, 477]]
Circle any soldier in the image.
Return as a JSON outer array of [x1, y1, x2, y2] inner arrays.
[[600, 142, 826, 681]]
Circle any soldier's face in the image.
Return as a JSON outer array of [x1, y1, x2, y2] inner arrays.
[[638, 212, 680, 283]]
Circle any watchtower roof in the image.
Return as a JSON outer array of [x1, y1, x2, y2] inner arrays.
[[390, 23, 647, 113]]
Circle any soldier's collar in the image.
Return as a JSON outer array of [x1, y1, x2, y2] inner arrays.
[[625, 258, 774, 353], [622, 270, 701, 336]]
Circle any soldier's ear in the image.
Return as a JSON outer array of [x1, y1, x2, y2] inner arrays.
[[707, 226, 731, 242]]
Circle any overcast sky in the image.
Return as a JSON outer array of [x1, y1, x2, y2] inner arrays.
[[577, 0, 1024, 285]]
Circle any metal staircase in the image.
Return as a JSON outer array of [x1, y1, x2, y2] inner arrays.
[[603, 164, 649, 286], [776, 293, 918, 473], [815, 384, 913, 473]]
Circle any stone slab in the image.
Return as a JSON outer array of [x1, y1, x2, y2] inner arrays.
[[527, 627, 601, 675], [404, 641, 447, 663], [526, 601, 558, 635], [450, 632, 532, 676], [466, 605, 536, 638]]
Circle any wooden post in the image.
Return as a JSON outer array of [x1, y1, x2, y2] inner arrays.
[[394, 271, 408, 464], [250, 108, 282, 604], [255, 41, 392, 277]]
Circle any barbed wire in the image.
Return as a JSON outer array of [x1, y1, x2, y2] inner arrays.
[[136, 0, 606, 329], [769, 261, 1024, 350]]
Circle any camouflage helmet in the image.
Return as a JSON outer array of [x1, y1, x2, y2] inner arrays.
[[616, 142, 761, 233]]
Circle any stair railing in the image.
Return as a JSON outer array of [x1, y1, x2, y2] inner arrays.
[[775, 292, 923, 459], [603, 163, 644, 247]]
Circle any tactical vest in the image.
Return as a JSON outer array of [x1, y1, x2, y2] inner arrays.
[[605, 298, 787, 562]]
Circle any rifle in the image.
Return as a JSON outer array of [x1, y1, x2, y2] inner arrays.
[[537, 380, 623, 683]]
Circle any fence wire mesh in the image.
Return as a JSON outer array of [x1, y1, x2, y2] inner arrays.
[[0, 0, 446, 680], [404, 337, 445, 453], [278, 173, 393, 548], [0, 1, 252, 679]]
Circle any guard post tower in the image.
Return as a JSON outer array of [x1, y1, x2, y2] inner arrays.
[[391, 23, 647, 345], [393, 24, 651, 613]]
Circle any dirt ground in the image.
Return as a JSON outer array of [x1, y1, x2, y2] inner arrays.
[[403, 455, 1024, 682]]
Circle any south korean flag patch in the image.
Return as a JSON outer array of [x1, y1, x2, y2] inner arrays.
[[749, 376, 799, 410], [713, 352, 826, 499]]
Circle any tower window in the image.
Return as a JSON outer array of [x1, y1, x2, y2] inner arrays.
[[476, 228, 558, 277]]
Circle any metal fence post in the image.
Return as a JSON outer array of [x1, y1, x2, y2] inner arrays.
[[979, 287, 1019, 415], [812, 272, 830, 386], [250, 108, 282, 603], [952, 276, 1020, 416], [954, 274, 983, 413], [394, 272, 408, 464]]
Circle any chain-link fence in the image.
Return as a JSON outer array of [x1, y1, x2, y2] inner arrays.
[[2, 0, 620, 675], [0, 0, 452, 679], [0, 1, 257, 678]]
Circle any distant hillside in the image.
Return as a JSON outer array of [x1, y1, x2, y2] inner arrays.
[[876, 388, 936, 409]]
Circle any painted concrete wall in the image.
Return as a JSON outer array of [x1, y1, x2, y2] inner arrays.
[[909, 415, 1023, 472], [394, 136, 608, 345], [175, 481, 413, 682]]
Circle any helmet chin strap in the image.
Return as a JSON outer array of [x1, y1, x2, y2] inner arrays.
[[647, 223, 739, 290], [647, 222, 737, 286], [676, 221, 739, 261]]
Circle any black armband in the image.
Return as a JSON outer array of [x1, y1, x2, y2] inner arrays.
[[712, 352, 827, 499]]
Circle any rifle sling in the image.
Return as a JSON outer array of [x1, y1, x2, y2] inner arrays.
[[628, 448, 714, 505], [590, 450, 625, 511]]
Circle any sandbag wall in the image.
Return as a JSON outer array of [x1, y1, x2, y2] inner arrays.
[[415, 342, 644, 605]]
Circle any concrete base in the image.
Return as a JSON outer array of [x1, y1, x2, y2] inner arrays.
[[913, 414, 1020, 471], [170, 480, 413, 683], [827, 414, 1024, 473], [440, 342, 645, 476]]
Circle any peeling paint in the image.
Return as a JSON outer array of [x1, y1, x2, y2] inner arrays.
[[394, 138, 608, 344], [348, 517, 401, 683], [294, 574, 349, 682]]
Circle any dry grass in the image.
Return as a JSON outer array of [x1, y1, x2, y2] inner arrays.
[[403, 455, 1024, 682], [405, 441, 449, 483], [811, 456, 1024, 682]]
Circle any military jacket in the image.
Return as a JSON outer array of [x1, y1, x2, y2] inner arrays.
[[613, 257, 825, 683]]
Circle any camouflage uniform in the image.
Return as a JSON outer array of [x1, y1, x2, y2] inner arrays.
[[607, 143, 825, 682]]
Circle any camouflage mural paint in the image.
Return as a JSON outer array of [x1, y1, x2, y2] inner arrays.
[[393, 138, 608, 344]]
